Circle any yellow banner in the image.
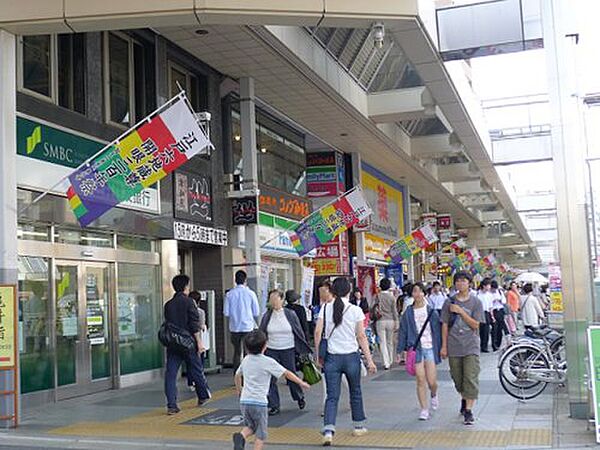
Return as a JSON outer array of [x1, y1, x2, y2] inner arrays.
[[550, 291, 564, 313], [0, 285, 16, 368]]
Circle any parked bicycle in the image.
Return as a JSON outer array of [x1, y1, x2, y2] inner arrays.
[[497, 326, 566, 400]]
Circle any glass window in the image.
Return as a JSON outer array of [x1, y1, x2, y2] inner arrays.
[[117, 235, 154, 252], [231, 111, 307, 196], [57, 34, 86, 114], [169, 64, 203, 112], [17, 223, 50, 241], [117, 263, 162, 375], [55, 264, 78, 386], [22, 35, 51, 97], [18, 256, 54, 393], [54, 228, 113, 248], [108, 33, 131, 125]]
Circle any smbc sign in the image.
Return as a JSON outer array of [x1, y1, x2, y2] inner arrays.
[[17, 116, 103, 168]]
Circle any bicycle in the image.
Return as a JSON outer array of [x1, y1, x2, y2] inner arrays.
[[497, 326, 567, 400]]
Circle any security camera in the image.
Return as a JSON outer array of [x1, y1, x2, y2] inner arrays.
[[372, 22, 385, 49]]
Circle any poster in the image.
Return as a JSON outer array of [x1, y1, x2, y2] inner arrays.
[[587, 325, 600, 444], [301, 267, 315, 309], [259, 265, 270, 313], [0, 286, 16, 368], [174, 170, 212, 223], [357, 264, 377, 306]]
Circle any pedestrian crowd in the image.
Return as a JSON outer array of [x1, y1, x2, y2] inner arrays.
[[159, 269, 550, 449]]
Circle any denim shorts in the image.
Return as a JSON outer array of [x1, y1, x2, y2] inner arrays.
[[240, 404, 268, 441], [416, 347, 435, 363]]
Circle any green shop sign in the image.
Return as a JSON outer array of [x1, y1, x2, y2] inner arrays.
[[588, 325, 600, 444], [17, 116, 104, 168]]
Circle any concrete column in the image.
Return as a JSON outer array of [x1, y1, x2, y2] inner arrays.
[[0, 30, 17, 428], [240, 78, 260, 295], [542, 0, 593, 418], [350, 152, 366, 262], [160, 240, 179, 303]]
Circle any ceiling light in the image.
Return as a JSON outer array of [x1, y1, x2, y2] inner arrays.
[[234, 135, 241, 141], [195, 29, 209, 35], [340, 133, 348, 137], [260, 147, 267, 153]]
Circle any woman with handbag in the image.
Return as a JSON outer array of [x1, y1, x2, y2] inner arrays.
[[259, 289, 311, 416], [314, 277, 377, 447], [396, 282, 442, 421]]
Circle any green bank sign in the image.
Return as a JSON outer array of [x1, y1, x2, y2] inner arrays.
[[17, 116, 104, 168]]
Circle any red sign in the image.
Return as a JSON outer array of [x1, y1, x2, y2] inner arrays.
[[311, 232, 350, 276]]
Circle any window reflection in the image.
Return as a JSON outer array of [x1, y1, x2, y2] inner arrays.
[[22, 35, 51, 97]]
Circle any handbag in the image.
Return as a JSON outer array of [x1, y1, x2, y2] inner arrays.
[[371, 296, 383, 321], [298, 354, 322, 385], [318, 305, 329, 365], [158, 321, 196, 354], [406, 308, 433, 376]]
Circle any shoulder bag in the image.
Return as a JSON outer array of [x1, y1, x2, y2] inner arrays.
[[158, 321, 196, 354], [406, 308, 434, 376]]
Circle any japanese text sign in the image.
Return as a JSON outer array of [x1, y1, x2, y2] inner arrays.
[[0, 286, 16, 368]]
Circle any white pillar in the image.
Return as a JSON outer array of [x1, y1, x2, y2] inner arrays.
[[0, 30, 18, 428], [240, 78, 261, 296], [542, 0, 592, 418]]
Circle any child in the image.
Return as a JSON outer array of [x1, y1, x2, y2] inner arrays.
[[440, 271, 485, 426], [233, 330, 310, 450]]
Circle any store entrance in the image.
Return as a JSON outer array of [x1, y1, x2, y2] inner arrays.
[[55, 261, 113, 399]]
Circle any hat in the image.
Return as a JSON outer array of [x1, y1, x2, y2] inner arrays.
[[285, 290, 301, 304]]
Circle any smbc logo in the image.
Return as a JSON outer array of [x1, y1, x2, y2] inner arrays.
[[26, 126, 41, 154]]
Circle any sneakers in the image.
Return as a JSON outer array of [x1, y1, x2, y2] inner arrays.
[[298, 398, 306, 410], [322, 432, 333, 446], [268, 407, 280, 416], [418, 409, 430, 421], [167, 407, 180, 415], [463, 409, 475, 425], [352, 427, 368, 436], [232, 432, 246, 450], [459, 398, 466, 415], [430, 395, 439, 411]]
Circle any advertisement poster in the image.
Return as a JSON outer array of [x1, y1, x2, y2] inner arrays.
[[259, 265, 270, 313], [174, 170, 213, 223], [301, 267, 315, 309], [587, 325, 600, 444], [548, 263, 564, 313], [306, 151, 345, 198], [357, 264, 377, 306], [0, 285, 16, 368]]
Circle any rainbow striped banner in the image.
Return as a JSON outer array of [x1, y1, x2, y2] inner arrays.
[[67, 95, 212, 226], [288, 187, 371, 257], [385, 224, 438, 264]]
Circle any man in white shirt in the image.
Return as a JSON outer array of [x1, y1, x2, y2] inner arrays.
[[224, 270, 260, 372], [427, 281, 447, 315], [476, 278, 494, 353]]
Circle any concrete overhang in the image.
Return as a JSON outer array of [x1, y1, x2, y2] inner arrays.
[[437, 162, 480, 183], [367, 87, 436, 123], [410, 133, 462, 159]]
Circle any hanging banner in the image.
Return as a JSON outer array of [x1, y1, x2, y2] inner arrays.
[[67, 95, 213, 226], [385, 224, 438, 264], [289, 187, 372, 257], [356, 264, 377, 306], [300, 267, 315, 309]]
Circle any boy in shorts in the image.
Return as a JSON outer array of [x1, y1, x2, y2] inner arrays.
[[233, 330, 310, 450], [440, 271, 485, 425]]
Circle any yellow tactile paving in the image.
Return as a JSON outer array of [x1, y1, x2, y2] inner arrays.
[[48, 386, 552, 448]]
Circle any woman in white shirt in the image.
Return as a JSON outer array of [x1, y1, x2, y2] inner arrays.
[[490, 280, 509, 351], [314, 277, 376, 447], [521, 283, 545, 329], [477, 278, 494, 352], [259, 289, 311, 416]]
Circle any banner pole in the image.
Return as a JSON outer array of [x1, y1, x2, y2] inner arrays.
[[259, 185, 362, 250], [18, 92, 187, 217]]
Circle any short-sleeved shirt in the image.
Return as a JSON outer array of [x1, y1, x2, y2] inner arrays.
[[441, 295, 485, 357], [319, 298, 365, 355], [414, 304, 433, 349], [236, 354, 287, 406]]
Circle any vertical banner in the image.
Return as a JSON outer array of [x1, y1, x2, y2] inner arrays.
[[301, 266, 315, 309], [588, 326, 600, 444], [357, 264, 377, 306], [0, 286, 16, 368], [259, 265, 270, 314], [548, 263, 564, 313]]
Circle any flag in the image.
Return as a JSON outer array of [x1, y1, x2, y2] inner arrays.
[[385, 224, 438, 264], [289, 188, 371, 257], [66, 95, 212, 226]]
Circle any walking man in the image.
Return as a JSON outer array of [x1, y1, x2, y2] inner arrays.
[[164, 274, 211, 415], [224, 270, 260, 372]]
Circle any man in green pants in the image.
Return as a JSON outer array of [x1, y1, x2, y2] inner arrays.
[[440, 271, 485, 425]]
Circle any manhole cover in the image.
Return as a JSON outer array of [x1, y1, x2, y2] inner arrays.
[[185, 409, 304, 427]]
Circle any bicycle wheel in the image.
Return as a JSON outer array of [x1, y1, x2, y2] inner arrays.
[[498, 344, 549, 400]]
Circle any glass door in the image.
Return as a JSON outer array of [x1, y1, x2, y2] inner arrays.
[[55, 261, 113, 398]]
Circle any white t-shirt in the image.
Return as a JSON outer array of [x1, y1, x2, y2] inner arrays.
[[319, 298, 365, 355], [413, 304, 433, 349], [266, 309, 294, 350], [236, 354, 287, 406], [428, 292, 447, 310], [491, 290, 506, 310], [477, 291, 494, 313]]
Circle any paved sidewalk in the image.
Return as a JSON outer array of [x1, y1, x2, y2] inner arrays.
[[0, 351, 594, 449]]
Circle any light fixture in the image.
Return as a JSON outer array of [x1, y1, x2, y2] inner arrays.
[[234, 134, 241, 141], [372, 22, 385, 49], [260, 147, 267, 153]]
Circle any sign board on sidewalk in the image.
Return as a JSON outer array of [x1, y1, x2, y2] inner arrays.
[[588, 325, 600, 443], [0, 285, 18, 428]]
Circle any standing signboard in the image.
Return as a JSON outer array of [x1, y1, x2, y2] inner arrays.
[[587, 325, 600, 444], [0, 285, 17, 427]]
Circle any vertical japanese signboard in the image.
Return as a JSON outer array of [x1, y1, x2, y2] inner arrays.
[[588, 325, 600, 444], [0, 285, 17, 428]]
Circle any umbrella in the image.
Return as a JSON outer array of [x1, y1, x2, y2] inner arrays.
[[515, 271, 548, 284]]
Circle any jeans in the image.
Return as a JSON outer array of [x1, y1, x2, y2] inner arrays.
[[165, 349, 210, 409], [479, 311, 491, 351], [323, 352, 366, 434], [230, 332, 249, 373], [265, 347, 303, 409], [491, 309, 508, 350]]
